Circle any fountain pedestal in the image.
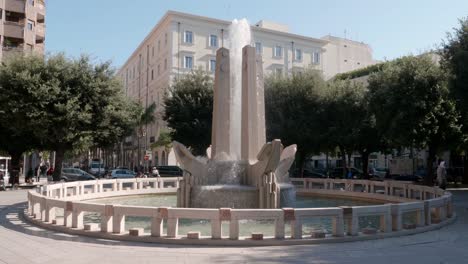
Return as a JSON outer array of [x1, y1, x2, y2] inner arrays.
[[174, 44, 296, 209]]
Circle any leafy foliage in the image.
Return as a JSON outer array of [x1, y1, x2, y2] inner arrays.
[[334, 63, 385, 80], [0, 54, 139, 180], [368, 55, 461, 183], [265, 70, 327, 169], [151, 129, 173, 150], [163, 70, 213, 156]]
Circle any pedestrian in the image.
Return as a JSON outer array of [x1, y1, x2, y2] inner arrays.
[[436, 159, 447, 190], [39, 163, 47, 182]]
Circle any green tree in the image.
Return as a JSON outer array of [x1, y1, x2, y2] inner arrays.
[[134, 102, 156, 165], [368, 55, 461, 185], [0, 54, 139, 181], [323, 80, 363, 175], [163, 70, 213, 156], [151, 129, 173, 150], [265, 70, 327, 172], [440, 17, 468, 183]]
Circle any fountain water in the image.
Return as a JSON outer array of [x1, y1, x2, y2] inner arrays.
[[173, 19, 297, 209]]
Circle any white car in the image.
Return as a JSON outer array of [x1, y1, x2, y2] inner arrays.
[[110, 169, 136, 179]]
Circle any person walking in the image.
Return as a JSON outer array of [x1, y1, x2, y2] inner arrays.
[[436, 160, 447, 190]]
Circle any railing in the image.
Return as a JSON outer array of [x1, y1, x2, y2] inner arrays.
[[26, 177, 454, 245]]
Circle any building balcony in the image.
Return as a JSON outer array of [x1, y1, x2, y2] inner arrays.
[[4, 0, 26, 14], [3, 21, 24, 39], [36, 24, 45, 39], [36, 0, 46, 19]]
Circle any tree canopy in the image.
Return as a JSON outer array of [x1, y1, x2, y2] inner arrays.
[[265, 70, 327, 169], [368, 55, 461, 184], [0, 54, 139, 181], [163, 70, 213, 156]]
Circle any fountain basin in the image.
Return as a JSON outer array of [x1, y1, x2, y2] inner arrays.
[[190, 185, 258, 208]]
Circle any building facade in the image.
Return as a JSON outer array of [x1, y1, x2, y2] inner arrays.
[[0, 0, 45, 61], [117, 11, 376, 169]]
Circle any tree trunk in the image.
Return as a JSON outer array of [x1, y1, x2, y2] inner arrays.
[[463, 154, 468, 184], [339, 146, 347, 178], [325, 152, 329, 171], [426, 146, 436, 186], [296, 150, 306, 177], [9, 151, 22, 185], [52, 148, 65, 182], [361, 151, 370, 179]]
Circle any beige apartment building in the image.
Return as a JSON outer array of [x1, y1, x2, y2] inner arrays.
[[0, 0, 46, 61], [117, 10, 376, 168]]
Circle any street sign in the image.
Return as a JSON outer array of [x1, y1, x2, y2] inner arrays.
[[144, 151, 152, 161]]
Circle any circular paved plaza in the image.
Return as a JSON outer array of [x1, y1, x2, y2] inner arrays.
[[0, 189, 467, 264]]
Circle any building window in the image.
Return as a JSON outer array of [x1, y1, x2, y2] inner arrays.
[[274, 45, 283, 58], [164, 58, 167, 70], [184, 56, 193, 69], [152, 46, 154, 57], [209, 35, 218, 47], [165, 33, 168, 46], [184, 31, 193, 44], [158, 40, 161, 51], [29, 0, 34, 6], [209, 59, 216, 72], [295, 49, 302, 61], [27, 20, 34, 31], [255, 42, 262, 55], [151, 70, 154, 80], [312, 52, 321, 64]]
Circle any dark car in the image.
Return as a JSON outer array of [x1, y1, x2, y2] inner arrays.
[[329, 167, 363, 179], [392, 174, 423, 182], [156, 166, 183, 177], [61, 168, 96, 182], [291, 168, 327, 178]]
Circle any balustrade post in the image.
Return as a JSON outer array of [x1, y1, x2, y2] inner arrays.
[[64, 201, 73, 227], [45, 202, 56, 223], [72, 207, 84, 229], [332, 215, 344, 237], [101, 204, 113, 232], [291, 218, 303, 239], [391, 204, 402, 231], [211, 219, 222, 239], [112, 208, 125, 234], [416, 208, 425, 226], [424, 201, 431, 225], [167, 216, 178, 238], [40, 197, 46, 221], [274, 216, 285, 239], [152, 207, 167, 237], [93, 181, 98, 193], [229, 219, 239, 240]]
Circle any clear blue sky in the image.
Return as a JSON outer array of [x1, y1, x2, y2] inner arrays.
[[46, 0, 468, 67]]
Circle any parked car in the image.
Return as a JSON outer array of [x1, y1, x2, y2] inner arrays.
[[290, 168, 327, 178], [369, 167, 389, 180], [110, 169, 137, 179], [329, 167, 363, 179], [89, 162, 106, 178], [61, 168, 96, 182], [156, 166, 183, 177], [392, 174, 423, 182]]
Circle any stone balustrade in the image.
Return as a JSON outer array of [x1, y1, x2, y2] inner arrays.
[[26, 177, 455, 246]]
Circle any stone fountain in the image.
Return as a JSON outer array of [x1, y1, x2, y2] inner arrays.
[[173, 20, 296, 209]]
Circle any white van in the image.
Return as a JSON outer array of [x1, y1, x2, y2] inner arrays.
[[89, 162, 105, 178]]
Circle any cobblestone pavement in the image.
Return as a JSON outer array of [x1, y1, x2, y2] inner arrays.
[[0, 189, 467, 264]]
